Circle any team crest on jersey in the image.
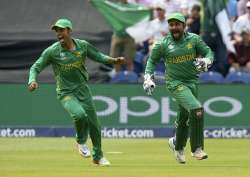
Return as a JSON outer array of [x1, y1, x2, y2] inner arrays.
[[186, 43, 193, 49], [168, 44, 174, 49], [62, 96, 72, 101], [176, 85, 184, 91]]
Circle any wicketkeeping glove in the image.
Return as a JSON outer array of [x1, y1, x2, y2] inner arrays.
[[193, 58, 212, 72], [143, 74, 156, 96]]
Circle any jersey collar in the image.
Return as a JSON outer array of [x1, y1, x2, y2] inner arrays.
[[60, 38, 80, 52], [170, 32, 186, 42]]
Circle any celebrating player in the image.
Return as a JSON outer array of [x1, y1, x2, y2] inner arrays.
[[143, 13, 214, 164], [28, 18, 125, 166]]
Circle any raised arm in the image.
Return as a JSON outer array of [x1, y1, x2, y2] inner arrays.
[[85, 41, 125, 64]]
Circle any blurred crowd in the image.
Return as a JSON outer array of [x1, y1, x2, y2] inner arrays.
[[103, 0, 250, 83]]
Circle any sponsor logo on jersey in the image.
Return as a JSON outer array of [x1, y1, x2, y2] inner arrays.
[[168, 53, 195, 64], [60, 52, 67, 60], [73, 51, 81, 58], [59, 60, 83, 72]]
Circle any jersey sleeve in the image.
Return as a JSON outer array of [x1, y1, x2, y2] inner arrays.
[[85, 41, 112, 64], [195, 35, 214, 63], [28, 48, 51, 85], [144, 41, 163, 75]]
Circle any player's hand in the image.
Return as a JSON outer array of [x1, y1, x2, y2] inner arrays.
[[28, 81, 39, 92], [194, 58, 212, 72], [109, 57, 125, 65], [143, 74, 156, 96]]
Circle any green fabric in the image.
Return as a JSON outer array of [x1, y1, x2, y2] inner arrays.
[[60, 84, 103, 160], [189, 108, 204, 152], [91, 0, 151, 36], [169, 83, 201, 111], [201, 0, 227, 33], [28, 38, 111, 95], [51, 18, 73, 30], [167, 12, 186, 23], [74, 119, 89, 145], [171, 83, 203, 151], [60, 94, 88, 144], [174, 105, 189, 151], [145, 32, 214, 83]]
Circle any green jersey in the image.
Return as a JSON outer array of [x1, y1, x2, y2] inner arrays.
[[145, 32, 214, 83], [28, 39, 111, 94]]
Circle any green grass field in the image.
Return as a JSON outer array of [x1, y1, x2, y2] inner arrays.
[[0, 138, 250, 177]]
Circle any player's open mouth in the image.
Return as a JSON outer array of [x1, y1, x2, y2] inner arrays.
[[172, 32, 180, 37], [58, 36, 64, 42], [172, 31, 180, 35]]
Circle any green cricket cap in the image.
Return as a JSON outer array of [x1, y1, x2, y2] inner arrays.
[[167, 13, 186, 23], [51, 19, 73, 30]]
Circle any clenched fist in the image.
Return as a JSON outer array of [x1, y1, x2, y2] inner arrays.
[[28, 81, 39, 92], [109, 57, 125, 65]]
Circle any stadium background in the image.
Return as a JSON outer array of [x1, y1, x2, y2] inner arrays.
[[1, 1, 250, 177], [0, 0, 249, 139]]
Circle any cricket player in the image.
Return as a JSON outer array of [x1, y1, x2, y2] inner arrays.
[[28, 19, 125, 166], [143, 13, 214, 164]]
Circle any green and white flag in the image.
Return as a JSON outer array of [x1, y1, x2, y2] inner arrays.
[[90, 0, 152, 43], [215, 9, 235, 53], [202, 0, 235, 53]]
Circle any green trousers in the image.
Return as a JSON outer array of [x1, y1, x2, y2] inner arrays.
[[59, 84, 103, 161], [168, 82, 204, 153]]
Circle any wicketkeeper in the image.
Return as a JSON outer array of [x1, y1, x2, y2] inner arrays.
[[28, 18, 125, 166], [143, 13, 214, 164]]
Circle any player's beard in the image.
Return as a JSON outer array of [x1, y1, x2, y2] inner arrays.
[[58, 38, 63, 44], [59, 39, 65, 45], [57, 35, 65, 45], [171, 30, 183, 40]]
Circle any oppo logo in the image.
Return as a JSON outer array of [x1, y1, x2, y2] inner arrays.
[[93, 96, 242, 124], [203, 96, 242, 117]]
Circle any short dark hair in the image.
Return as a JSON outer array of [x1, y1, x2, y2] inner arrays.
[[156, 7, 165, 11], [192, 4, 201, 12]]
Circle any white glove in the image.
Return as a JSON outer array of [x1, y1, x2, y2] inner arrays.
[[194, 58, 212, 72], [143, 74, 156, 96]]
